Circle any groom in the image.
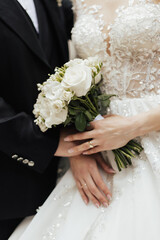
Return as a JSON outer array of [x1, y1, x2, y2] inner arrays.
[[0, 0, 75, 238]]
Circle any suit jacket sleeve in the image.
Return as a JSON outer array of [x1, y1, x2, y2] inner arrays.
[[62, 0, 74, 40], [0, 97, 60, 173]]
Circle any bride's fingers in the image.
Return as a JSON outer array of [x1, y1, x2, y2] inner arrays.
[[64, 130, 96, 142], [91, 172, 112, 203], [83, 176, 109, 208], [83, 146, 102, 155], [76, 181, 89, 205], [68, 140, 98, 154], [80, 179, 101, 208]]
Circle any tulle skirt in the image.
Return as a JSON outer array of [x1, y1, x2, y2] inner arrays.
[[14, 95, 160, 240]]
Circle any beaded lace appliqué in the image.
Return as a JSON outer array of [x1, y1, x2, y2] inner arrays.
[[72, 0, 160, 98]]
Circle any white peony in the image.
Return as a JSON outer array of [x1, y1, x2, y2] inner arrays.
[[33, 93, 68, 131], [62, 90, 74, 103], [42, 79, 64, 101], [52, 100, 65, 112], [45, 107, 68, 128], [61, 63, 92, 97]]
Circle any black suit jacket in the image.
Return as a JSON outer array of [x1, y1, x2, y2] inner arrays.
[[0, 0, 73, 220]]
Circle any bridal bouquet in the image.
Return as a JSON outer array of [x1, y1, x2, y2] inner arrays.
[[33, 57, 143, 171]]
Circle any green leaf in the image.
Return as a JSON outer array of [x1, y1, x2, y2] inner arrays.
[[68, 107, 77, 115], [98, 94, 115, 101], [101, 99, 111, 108], [64, 117, 72, 127], [84, 111, 94, 121], [75, 113, 87, 132], [70, 100, 80, 107]]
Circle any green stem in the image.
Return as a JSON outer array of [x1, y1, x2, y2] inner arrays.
[[121, 147, 136, 158], [75, 98, 95, 113], [70, 105, 95, 116], [114, 153, 122, 171], [85, 95, 98, 115], [129, 140, 143, 151], [119, 149, 132, 160], [115, 149, 129, 167]]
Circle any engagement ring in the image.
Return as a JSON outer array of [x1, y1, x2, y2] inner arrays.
[[80, 183, 87, 188], [88, 141, 94, 149]]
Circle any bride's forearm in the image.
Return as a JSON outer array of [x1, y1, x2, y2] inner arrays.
[[130, 106, 160, 138]]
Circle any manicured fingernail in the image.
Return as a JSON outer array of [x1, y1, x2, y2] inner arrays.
[[83, 152, 88, 155], [64, 137, 70, 141], [95, 203, 100, 208], [68, 149, 74, 153], [103, 202, 109, 208], [107, 194, 112, 201], [84, 200, 88, 205]]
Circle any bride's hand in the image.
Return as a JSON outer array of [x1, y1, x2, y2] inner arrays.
[[69, 153, 115, 208], [65, 115, 137, 155]]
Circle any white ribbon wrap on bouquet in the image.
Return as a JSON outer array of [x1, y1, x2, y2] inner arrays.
[[93, 114, 104, 121]]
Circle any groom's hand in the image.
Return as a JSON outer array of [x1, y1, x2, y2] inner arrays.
[[54, 128, 83, 157], [69, 153, 115, 208]]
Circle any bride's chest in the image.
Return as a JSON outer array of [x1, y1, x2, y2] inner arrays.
[[72, 3, 160, 59]]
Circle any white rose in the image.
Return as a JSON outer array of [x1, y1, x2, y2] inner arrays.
[[65, 58, 84, 68], [61, 63, 92, 97]]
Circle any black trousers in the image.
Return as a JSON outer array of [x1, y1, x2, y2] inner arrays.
[[0, 218, 23, 240]]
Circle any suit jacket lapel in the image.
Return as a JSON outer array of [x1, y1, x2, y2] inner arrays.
[[41, 0, 69, 63], [0, 0, 51, 68]]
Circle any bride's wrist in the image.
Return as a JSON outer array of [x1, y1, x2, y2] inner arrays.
[[129, 109, 160, 138], [127, 113, 149, 139]]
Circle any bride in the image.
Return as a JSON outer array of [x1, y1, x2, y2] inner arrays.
[[11, 0, 160, 239]]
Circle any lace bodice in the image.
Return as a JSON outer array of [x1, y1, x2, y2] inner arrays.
[[71, 0, 160, 98]]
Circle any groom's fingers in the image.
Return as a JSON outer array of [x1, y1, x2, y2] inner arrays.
[[68, 140, 98, 154], [96, 154, 116, 174]]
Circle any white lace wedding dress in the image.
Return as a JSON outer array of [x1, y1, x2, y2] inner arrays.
[[13, 0, 160, 239]]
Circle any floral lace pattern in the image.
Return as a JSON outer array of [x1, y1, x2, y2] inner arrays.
[[72, 0, 160, 98]]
